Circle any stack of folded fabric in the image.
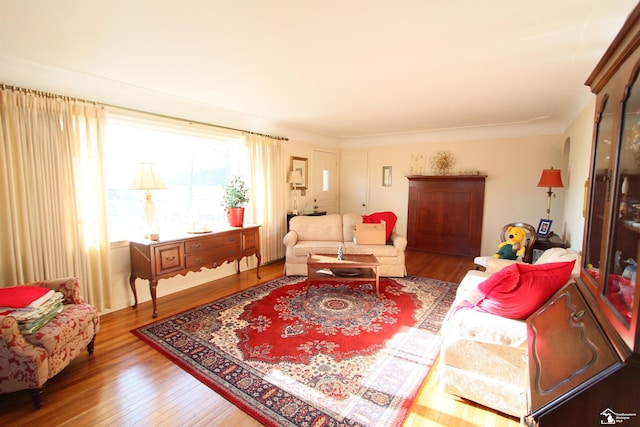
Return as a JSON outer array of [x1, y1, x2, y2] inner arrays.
[[0, 286, 64, 334]]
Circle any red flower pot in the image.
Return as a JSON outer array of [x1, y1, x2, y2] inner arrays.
[[226, 207, 245, 227]]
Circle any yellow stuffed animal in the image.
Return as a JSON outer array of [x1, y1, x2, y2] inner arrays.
[[494, 226, 527, 260]]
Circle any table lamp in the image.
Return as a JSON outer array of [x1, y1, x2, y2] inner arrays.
[[287, 170, 303, 215], [129, 162, 167, 239], [537, 167, 564, 219]]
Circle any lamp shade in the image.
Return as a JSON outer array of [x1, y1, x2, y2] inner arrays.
[[287, 170, 303, 185], [129, 162, 167, 190], [537, 168, 563, 188]]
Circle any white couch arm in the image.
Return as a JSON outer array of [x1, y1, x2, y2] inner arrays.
[[389, 231, 407, 251], [0, 315, 48, 393], [282, 230, 299, 248]]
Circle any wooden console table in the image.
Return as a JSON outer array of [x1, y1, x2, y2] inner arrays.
[[129, 225, 261, 318]]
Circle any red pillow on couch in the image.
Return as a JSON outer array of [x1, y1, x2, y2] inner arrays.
[[362, 211, 397, 241], [472, 260, 575, 320]]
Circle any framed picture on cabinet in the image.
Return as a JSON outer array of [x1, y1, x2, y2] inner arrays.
[[536, 219, 552, 237]]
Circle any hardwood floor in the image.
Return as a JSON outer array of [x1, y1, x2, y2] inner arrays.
[[0, 251, 520, 427]]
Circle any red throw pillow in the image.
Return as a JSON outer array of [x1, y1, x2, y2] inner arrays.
[[474, 261, 575, 320], [362, 211, 397, 241]]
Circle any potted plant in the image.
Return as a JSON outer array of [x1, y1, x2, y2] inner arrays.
[[222, 175, 249, 227]]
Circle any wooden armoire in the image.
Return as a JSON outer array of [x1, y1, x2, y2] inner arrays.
[[406, 175, 486, 257]]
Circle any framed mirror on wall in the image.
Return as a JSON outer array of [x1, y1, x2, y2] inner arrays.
[[290, 156, 308, 190], [382, 166, 392, 187]]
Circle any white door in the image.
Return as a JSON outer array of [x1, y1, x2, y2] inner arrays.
[[340, 151, 368, 214], [312, 150, 338, 214]]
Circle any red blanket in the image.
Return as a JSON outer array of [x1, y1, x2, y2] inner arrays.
[[0, 286, 50, 309]]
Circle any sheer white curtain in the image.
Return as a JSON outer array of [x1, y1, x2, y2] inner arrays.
[[245, 134, 286, 263], [0, 88, 112, 310]]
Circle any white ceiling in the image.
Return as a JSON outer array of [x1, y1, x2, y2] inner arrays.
[[0, 1, 638, 141]]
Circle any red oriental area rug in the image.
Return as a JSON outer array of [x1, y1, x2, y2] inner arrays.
[[133, 275, 457, 427]]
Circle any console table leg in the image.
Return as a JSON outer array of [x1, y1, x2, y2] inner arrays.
[[150, 279, 159, 318], [235, 254, 262, 279], [129, 274, 139, 309], [256, 252, 262, 279]]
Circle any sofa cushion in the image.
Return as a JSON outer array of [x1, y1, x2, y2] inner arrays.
[[343, 242, 399, 257], [342, 213, 362, 243], [290, 214, 343, 241], [472, 261, 575, 320], [292, 241, 343, 257]]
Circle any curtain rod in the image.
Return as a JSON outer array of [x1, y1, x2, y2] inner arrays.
[[1, 82, 289, 142], [1, 82, 99, 104]]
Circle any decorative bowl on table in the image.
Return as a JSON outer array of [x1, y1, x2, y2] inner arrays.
[[331, 268, 362, 277]]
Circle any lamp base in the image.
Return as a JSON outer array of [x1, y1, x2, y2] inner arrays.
[[144, 224, 160, 241], [142, 191, 159, 240], [545, 188, 554, 220], [292, 187, 299, 215], [144, 232, 160, 242]]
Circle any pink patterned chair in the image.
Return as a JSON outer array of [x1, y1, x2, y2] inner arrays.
[[0, 277, 99, 408]]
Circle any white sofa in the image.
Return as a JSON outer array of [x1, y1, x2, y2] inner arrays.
[[282, 213, 407, 277], [438, 248, 581, 418]]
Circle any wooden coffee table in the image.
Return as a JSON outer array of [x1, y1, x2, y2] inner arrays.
[[306, 253, 380, 297]]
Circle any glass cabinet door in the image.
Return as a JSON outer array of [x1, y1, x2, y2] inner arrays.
[[606, 69, 640, 341], [584, 96, 614, 287]]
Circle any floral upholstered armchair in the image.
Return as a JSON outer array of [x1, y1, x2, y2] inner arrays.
[[0, 277, 100, 408]]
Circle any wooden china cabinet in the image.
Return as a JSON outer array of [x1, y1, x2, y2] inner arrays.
[[524, 5, 640, 425]]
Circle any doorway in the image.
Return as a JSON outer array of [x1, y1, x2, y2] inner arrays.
[[312, 150, 338, 213], [340, 150, 369, 214]]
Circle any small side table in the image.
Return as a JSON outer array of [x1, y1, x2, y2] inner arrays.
[[287, 211, 327, 231], [532, 233, 568, 262]]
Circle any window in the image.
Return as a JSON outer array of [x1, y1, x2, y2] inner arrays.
[[105, 114, 246, 242]]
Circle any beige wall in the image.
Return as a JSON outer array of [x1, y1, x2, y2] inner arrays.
[[562, 97, 596, 252], [339, 134, 566, 256]]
